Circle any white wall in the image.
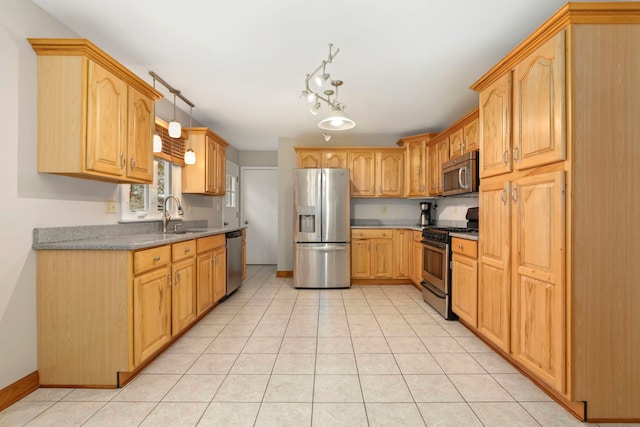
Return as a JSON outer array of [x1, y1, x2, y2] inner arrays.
[[277, 134, 403, 272], [0, 1, 222, 391]]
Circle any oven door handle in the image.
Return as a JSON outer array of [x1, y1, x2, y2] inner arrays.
[[421, 240, 447, 250]]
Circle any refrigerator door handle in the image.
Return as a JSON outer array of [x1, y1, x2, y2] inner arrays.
[[297, 245, 348, 252]]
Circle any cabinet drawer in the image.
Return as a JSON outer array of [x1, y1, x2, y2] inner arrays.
[[351, 229, 393, 239], [197, 234, 226, 253], [172, 240, 196, 262], [134, 245, 171, 275], [451, 237, 478, 258]]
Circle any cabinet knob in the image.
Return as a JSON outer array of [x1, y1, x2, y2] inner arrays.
[[154, 256, 161, 262], [185, 248, 190, 254]]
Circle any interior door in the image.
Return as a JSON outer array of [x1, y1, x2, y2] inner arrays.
[[241, 167, 278, 264]]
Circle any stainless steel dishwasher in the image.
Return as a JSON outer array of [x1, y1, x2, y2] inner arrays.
[[225, 230, 243, 297]]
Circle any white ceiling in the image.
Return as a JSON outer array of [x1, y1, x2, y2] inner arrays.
[[32, 0, 624, 150]]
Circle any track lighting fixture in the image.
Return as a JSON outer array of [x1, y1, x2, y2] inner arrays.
[[322, 132, 332, 142], [168, 93, 182, 138], [151, 77, 163, 152], [184, 106, 196, 165], [300, 43, 355, 131]]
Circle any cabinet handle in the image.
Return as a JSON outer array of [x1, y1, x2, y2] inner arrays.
[[175, 272, 180, 285], [500, 189, 507, 204], [167, 274, 171, 288], [120, 154, 126, 170], [185, 248, 190, 254], [130, 158, 136, 171], [511, 186, 519, 202], [513, 146, 520, 164], [462, 141, 466, 150], [502, 150, 509, 166], [154, 256, 161, 262]]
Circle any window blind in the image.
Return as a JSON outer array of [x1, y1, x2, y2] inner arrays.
[[154, 122, 186, 167]]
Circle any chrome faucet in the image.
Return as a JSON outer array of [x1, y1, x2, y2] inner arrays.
[[161, 195, 184, 232]]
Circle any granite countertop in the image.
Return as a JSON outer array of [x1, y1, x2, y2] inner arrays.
[[33, 221, 245, 251], [450, 231, 479, 241], [351, 224, 423, 231]]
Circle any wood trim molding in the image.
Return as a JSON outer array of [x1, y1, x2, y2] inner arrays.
[[0, 371, 39, 411], [470, 3, 640, 92], [276, 271, 293, 278], [293, 146, 404, 153], [396, 132, 439, 147], [28, 38, 162, 100]]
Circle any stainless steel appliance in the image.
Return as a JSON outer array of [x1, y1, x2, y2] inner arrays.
[[225, 230, 243, 297], [419, 202, 432, 226], [293, 168, 351, 289], [421, 208, 479, 319], [442, 151, 479, 196]]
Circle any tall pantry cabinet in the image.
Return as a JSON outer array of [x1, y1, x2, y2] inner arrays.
[[470, 3, 640, 422]]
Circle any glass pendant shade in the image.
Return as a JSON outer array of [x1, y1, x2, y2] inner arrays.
[[184, 148, 196, 165], [152, 133, 162, 152], [168, 120, 181, 138], [318, 109, 356, 131]]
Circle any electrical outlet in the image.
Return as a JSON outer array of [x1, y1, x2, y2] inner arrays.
[[105, 200, 117, 213], [380, 206, 387, 214]]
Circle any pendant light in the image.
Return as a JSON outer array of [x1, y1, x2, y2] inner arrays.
[[184, 106, 196, 165], [152, 77, 162, 152], [168, 92, 182, 138]]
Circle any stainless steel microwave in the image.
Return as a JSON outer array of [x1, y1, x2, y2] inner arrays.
[[442, 151, 479, 196]]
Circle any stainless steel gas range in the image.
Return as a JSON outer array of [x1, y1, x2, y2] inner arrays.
[[420, 208, 478, 320]]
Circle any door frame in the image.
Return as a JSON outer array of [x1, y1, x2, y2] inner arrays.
[[240, 166, 278, 264]]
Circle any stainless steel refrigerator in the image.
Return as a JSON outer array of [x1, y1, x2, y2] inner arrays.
[[293, 168, 351, 289]]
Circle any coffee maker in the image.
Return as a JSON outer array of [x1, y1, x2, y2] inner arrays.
[[419, 202, 432, 226]]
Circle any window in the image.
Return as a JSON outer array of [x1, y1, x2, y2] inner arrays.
[[225, 173, 237, 208], [119, 159, 182, 222]]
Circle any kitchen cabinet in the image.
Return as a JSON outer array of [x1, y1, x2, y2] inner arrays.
[[397, 133, 437, 197], [297, 150, 348, 168], [463, 118, 479, 153], [410, 230, 423, 286], [196, 234, 227, 315], [427, 139, 449, 196], [133, 245, 172, 366], [392, 229, 411, 279], [448, 128, 465, 158], [351, 229, 394, 279], [171, 241, 197, 335], [470, 4, 640, 420], [451, 237, 478, 328], [182, 128, 229, 196], [349, 150, 404, 197], [29, 38, 161, 184]]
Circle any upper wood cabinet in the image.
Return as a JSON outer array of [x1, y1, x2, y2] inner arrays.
[[397, 133, 437, 197], [427, 139, 450, 196], [29, 38, 162, 184], [478, 32, 565, 179], [449, 128, 465, 159], [463, 118, 479, 153], [297, 150, 348, 168], [182, 128, 229, 196], [350, 150, 404, 197]]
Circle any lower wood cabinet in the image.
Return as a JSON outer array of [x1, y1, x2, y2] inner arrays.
[[451, 237, 478, 328], [351, 228, 416, 282], [196, 234, 227, 315], [410, 231, 423, 286], [36, 233, 228, 387], [393, 229, 411, 279]]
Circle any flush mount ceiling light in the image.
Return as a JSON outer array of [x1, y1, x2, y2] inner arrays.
[[149, 71, 196, 163], [300, 43, 356, 131]]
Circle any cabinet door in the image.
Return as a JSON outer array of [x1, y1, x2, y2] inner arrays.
[[349, 151, 376, 197], [479, 72, 512, 178], [427, 143, 440, 195], [372, 239, 394, 279], [449, 129, 464, 158], [377, 151, 404, 196], [351, 239, 371, 278], [513, 31, 565, 171], [215, 140, 226, 195], [478, 177, 511, 352], [406, 141, 427, 197], [392, 229, 410, 279], [324, 151, 348, 168], [205, 136, 217, 194], [172, 257, 197, 335], [126, 87, 154, 182], [298, 151, 323, 168], [133, 266, 171, 366], [196, 252, 214, 315], [412, 238, 423, 285], [452, 254, 478, 328], [511, 171, 565, 392], [85, 61, 127, 177], [463, 118, 479, 153], [212, 246, 227, 303]]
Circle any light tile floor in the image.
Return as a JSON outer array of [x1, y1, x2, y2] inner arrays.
[[2, 265, 639, 426]]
